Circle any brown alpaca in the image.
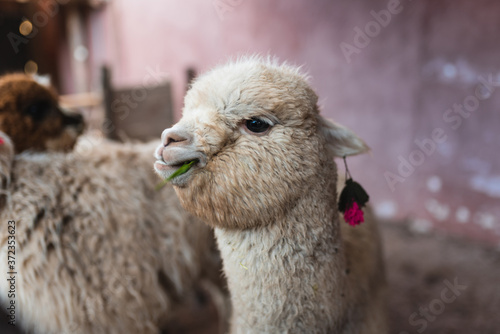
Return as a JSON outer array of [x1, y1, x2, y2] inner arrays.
[[154, 57, 387, 333], [0, 73, 84, 153]]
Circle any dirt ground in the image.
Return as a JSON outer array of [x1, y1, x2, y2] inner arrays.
[[383, 221, 500, 334], [2, 221, 499, 334]]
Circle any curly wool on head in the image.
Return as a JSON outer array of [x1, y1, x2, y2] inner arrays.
[[155, 56, 387, 333], [161, 57, 368, 230]]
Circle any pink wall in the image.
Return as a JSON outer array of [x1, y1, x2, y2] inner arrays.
[[88, 0, 500, 244]]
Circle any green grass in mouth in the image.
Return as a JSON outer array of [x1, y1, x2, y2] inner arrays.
[[155, 160, 196, 191]]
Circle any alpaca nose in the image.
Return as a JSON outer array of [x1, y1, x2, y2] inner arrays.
[[62, 110, 85, 134], [161, 127, 192, 147]]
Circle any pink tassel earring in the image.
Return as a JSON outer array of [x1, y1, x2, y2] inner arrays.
[[338, 156, 370, 226]]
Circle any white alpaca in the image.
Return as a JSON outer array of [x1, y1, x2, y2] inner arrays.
[[154, 57, 387, 333]]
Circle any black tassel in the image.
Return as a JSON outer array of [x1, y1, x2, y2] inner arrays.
[[338, 178, 370, 213]]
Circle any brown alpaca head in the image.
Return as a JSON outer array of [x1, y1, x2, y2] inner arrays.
[[0, 73, 85, 153], [154, 57, 369, 229]]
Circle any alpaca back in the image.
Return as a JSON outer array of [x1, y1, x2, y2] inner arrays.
[[0, 137, 220, 334]]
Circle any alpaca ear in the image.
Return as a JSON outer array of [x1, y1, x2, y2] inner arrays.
[[317, 115, 370, 157]]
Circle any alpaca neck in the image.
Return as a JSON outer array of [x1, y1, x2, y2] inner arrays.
[[215, 180, 348, 333]]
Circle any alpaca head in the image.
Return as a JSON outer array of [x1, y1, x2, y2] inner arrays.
[[0, 73, 85, 153], [155, 57, 368, 229]]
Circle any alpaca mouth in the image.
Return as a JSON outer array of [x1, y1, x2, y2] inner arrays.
[[154, 158, 198, 172], [154, 158, 202, 187], [154, 142, 207, 187]]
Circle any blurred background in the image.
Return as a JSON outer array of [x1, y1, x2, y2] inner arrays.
[[2, 0, 499, 244], [1, 0, 499, 333]]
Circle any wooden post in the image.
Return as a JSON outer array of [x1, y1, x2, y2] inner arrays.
[[101, 65, 118, 140]]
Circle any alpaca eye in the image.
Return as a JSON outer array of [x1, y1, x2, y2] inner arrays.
[[245, 118, 271, 134], [25, 101, 51, 121]]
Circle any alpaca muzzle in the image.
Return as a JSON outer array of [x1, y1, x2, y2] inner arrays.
[[62, 110, 85, 135], [154, 126, 206, 184]]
